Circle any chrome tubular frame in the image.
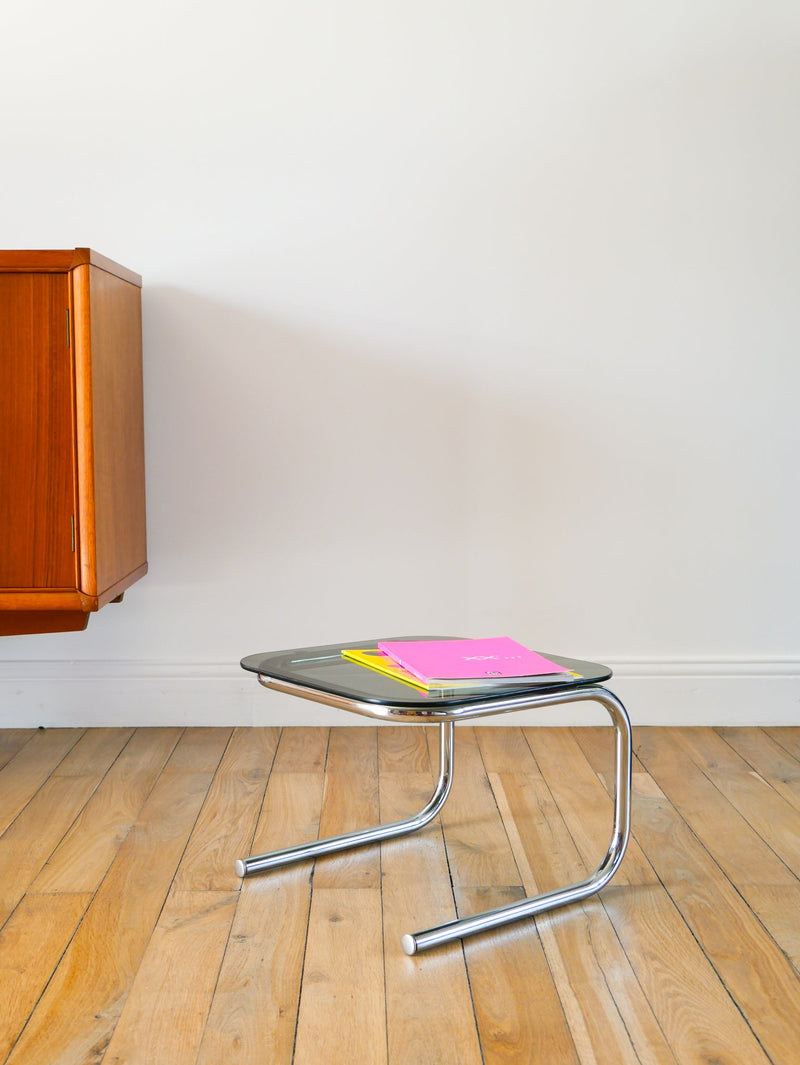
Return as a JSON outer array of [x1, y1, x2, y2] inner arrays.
[[234, 720, 454, 878], [401, 686, 632, 954], [235, 679, 631, 957]]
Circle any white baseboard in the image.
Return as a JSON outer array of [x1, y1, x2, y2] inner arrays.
[[0, 658, 798, 728]]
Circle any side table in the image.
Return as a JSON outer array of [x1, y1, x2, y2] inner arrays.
[[238, 637, 632, 955]]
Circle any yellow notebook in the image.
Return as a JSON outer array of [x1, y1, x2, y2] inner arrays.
[[341, 648, 428, 691]]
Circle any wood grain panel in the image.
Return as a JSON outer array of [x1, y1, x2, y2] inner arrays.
[[0, 609, 89, 634], [0, 272, 76, 590], [0, 249, 141, 283], [72, 262, 147, 600], [0, 590, 91, 610], [0, 250, 80, 272]]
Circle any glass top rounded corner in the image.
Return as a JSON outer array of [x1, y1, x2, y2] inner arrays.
[[240, 637, 612, 709]]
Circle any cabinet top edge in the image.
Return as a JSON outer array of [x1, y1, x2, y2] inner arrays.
[[0, 249, 142, 286]]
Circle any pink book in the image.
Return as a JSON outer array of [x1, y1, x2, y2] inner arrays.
[[376, 637, 569, 686]]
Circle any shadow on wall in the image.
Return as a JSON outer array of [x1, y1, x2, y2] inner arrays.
[[138, 286, 689, 645], [139, 288, 588, 628], [142, 287, 480, 585]]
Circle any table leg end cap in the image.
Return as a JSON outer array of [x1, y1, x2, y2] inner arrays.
[[401, 934, 417, 956]]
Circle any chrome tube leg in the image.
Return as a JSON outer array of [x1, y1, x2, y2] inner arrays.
[[235, 721, 455, 878], [401, 687, 632, 955]]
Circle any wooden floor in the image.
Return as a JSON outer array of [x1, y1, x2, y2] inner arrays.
[[1, 724, 799, 1064]]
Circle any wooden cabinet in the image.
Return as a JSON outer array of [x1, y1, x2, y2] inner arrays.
[[0, 249, 147, 635]]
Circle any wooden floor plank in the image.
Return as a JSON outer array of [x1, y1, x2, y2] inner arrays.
[[0, 698, 132, 926], [671, 727, 800, 877], [101, 890, 238, 1065], [475, 725, 540, 775], [32, 727, 183, 894], [314, 727, 381, 890], [0, 729, 84, 835], [571, 725, 614, 778], [249, 768, 324, 858], [635, 726, 800, 969], [528, 726, 772, 1065], [0, 729, 141, 916], [196, 771, 324, 1065], [196, 873, 312, 1065], [476, 727, 669, 1063], [459, 884, 582, 1065], [577, 729, 800, 1065], [450, 728, 585, 1064], [0, 730, 35, 771], [764, 726, 800, 763], [173, 726, 280, 891], [4, 736, 216, 1065], [272, 727, 329, 773], [491, 768, 677, 1065], [380, 772, 483, 1065], [0, 773, 103, 926], [51, 728, 134, 777], [293, 887, 387, 1065], [0, 893, 91, 1061], [716, 726, 800, 814], [163, 726, 231, 773], [378, 724, 433, 776], [431, 725, 521, 890]]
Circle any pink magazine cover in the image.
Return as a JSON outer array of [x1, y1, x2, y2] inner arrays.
[[376, 637, 569, 685]]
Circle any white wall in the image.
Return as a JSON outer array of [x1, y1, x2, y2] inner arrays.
[[1, 1, 798, 725]]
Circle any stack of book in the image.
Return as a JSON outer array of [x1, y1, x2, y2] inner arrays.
[[342, 637, 577, 694]]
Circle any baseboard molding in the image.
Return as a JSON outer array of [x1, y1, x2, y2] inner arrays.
[[0, 657, 798, 728]]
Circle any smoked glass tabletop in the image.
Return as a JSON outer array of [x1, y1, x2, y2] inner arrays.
[[241, 636, 612, 709]]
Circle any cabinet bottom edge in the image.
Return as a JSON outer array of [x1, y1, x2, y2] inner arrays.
[[0, 610, 90, 636]]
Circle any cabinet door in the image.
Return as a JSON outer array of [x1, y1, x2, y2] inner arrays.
[[0, 272, 77, 589]]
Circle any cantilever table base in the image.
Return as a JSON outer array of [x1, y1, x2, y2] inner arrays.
[[237, 639, 632, 956]]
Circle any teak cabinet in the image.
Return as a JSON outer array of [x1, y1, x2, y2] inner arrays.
[[0, 249, 147, 635]]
